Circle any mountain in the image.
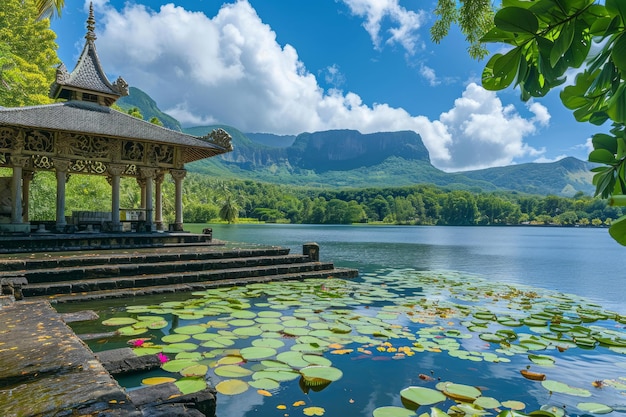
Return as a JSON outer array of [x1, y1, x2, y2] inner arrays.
[[121, 87, 596, 196], [116, 87, 182, 131]]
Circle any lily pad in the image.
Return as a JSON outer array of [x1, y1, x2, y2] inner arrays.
[[173, 325, 207, 335], [240, 346, 277, 361], [175, 377, 207, 395], [577, 402, 613, 414], [142, 376, 176, 385], [102, 317, 138, 326], [214, 365, 253, 378], [541, 380, 591, 397], [216, 379, 249, 395], [300, 366, 343, 385], [400, 386, 446, 408], [372, 406, 416, 417]]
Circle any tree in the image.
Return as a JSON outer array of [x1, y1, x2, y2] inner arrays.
[[35, 0, 64, 20], [478, 0, 626, 244], [218, 195, 240, 223], [0, 0, 58, 106]]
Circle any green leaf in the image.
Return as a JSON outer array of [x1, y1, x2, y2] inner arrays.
[[215, 379, 248, 395], [606, 0, 626, 24], [607, 84, 626, 123], [577, 402, 614, 414], [550, 21, 575, 68], [400, 386, 447, 408], [372, 406, 416, 417], [609, 214, 626, 245], [588, 149, 617, 164], [494, 7, 539, 34], [592, 133, 618, 154]]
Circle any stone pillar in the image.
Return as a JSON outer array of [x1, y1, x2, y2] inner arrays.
[[140, 168, 158, 232], [137, 177, 146, 215], [21, 170, 34, 223], [171, 169, 187, 232], [155, 172, 164, 231], [303, 242, 320, 261], [10, 156, 29, 224], [53, 159, 71, 232], [108, 164, 125, 232]]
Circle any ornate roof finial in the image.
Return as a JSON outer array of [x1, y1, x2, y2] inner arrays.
[[86, 2, 96, 42]]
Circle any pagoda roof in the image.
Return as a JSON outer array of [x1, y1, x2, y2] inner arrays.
[[49, 3, 128, 105], [0, 101, 231, 163]]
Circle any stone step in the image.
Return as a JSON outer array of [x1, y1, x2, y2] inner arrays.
[[0, 246, 290, 272], [22, 261, 337, 298], [29, 268, 358, 303], [16, 254, 310, 283]]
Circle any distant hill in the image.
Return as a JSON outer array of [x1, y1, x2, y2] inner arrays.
[[116, 87, 182, 131], [121, 87, 596, 196]]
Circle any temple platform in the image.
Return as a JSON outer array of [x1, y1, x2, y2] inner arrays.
[[0, 230, 215, 254]]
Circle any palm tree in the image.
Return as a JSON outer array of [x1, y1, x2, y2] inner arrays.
[[35, 0, 65, 20], [219, 195, 240, 224]]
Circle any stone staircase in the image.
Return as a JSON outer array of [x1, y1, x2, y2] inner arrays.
[[0, 242, 358, 303]]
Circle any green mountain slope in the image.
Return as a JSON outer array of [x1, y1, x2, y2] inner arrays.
[[116, 87, 182, 131], [121, 88, 596, 196]]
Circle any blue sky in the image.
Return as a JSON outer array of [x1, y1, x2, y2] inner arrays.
[[50, 0, 606, 172]]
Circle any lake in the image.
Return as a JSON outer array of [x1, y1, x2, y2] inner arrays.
[[73, 224, 626, 417], [197, 224, 625, 312]]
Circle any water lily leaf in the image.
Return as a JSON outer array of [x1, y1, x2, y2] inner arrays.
[[240, 346, 277, 361], [162, 333, 191, 344], [133, 347, 163, 356], [528, 354, 555, 366], [438, 382, 481, 402], [147, 320, 168, 329], [117, 326, 148, 336], [252, 338, 285, 349], [175, 377, 207, 395], [300, 366, 343, 385], [541, 380, 591, 397], [372, 406, 416, 417], [102, 317, 138, 326], [577, 402, 613, 414], [173, 325, 207, 335], [180, 364, 208, 377], [214, 365, 253, 378], [142, 376, 176, 385], [252, 369, 300, 382], [176, 352, 202, 360], [231, 310, 257, 319], [303, 406, 325, 416], [501, 400, 526, 410], [216, 379, 249, 395], [249, 378, 280, 390], [473, 396, 501, 409], [233, 326, 263, 337], [162, 342, 198, 353], [479, 333, 505, 343], [302, 354, 332, 367], [400, 386, 446, 408], [162, 359, 198, 372]]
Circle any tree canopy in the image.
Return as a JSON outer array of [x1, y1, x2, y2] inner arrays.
[[0, 0, 58, 106], [476, 0, 626, 245]]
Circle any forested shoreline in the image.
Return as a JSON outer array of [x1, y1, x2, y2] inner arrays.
[[17, 170, 622, 227]]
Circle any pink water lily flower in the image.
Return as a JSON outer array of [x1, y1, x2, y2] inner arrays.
[[132, 339, 146, 347], [157, 352, 169, 363]]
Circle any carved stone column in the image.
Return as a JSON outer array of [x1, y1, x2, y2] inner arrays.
[[22, 170, 34, 223], [10, 156, 29, 224], [136, 177, 146, 214], [170, 169, 187, 232], [108, 164, 126, 232], [53, 158, 71, 232], [154, 172, 165, 231], [140, 168, 158, 232]]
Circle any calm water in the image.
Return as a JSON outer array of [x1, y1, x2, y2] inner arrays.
[[69, 224, 626, 416], [200, 224, 626, 313]]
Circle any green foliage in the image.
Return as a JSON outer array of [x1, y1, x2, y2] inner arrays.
[[23, 172, 620, 228], [35, 0, 64, 20], [0, 0, 58, 106], [431, 0, 495, 59], [479, 0, 626, 245], [117, 87, 182, 131]]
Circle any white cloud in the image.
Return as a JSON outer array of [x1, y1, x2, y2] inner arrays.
[[340, 0, 425, 55], [89, 0, 548, 172], [533, 154, 567, 163], [322, 64, 346, 89], [419, 64, 440, 86]]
